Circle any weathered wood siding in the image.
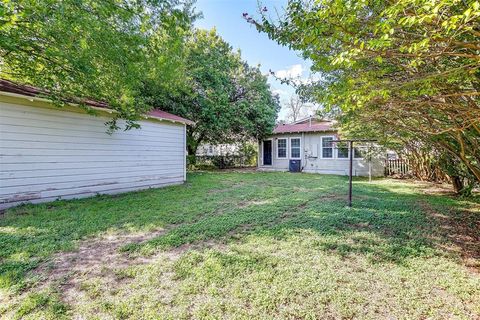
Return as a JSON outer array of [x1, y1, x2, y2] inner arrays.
[[258, 132, 384, 176], [0, 97, 186, 209]]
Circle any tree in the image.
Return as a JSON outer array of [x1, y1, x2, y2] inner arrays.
[[285, 95, 306, 122], [246, 0, 480, 194], [0, 0, 194, 129], [144, 29, 280, 156]]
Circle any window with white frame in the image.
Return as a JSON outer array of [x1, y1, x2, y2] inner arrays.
[[277, 138, 287, 158], [337, 142, 349, 158], [290, 138, 301, 158], [322, 137, 333, 158]]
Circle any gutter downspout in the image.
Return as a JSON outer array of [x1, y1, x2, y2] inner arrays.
[[303, 117, 311, 172]]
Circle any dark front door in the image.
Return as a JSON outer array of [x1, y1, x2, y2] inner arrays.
[[263, 140, 272, 165]]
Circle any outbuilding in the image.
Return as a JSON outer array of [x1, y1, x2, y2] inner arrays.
[[0, 80, 192, 209]]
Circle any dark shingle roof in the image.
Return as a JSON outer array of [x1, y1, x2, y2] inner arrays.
[[273, 118, 335, 134]]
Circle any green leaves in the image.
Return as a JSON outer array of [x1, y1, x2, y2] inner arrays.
[[143, 29, 279, 154], [253, 0, 480, 187], [0, 0, 194, 127]]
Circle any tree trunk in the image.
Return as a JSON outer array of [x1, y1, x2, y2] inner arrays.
[[187, 144, 197, 157], [439, 140, 480, 184], [451, 175, 464, 194], [186, 129, 204, 166]]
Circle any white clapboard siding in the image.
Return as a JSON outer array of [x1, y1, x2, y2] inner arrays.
[[7, 180, 182, 208], [0, 104, 183, 133], [1, 125, 182, 141], [0, 100, 187, 209], [1, 174, 184, 196], [0, 165, 184, 179], [0, 132, 181, 146], [0, 140, 182, 150], [1, 168, 185, 187], [0, 118, 184, 135], [0, 160, 182, 171]]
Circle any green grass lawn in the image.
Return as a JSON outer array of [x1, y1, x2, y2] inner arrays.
[[1, 172, 479, 319]]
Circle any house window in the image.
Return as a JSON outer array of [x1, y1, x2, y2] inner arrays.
[[354, 147, 364, 159], [322, 137, 333, 158], [290, 138, 301, 158], [277, 138, 287, 158], [337, 143, 349, 158]]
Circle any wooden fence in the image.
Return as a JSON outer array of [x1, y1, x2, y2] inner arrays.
[[385, 159, 411, 176]]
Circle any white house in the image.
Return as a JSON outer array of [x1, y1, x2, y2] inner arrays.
[[196, 143, 240, 157], [0, 80, 193, 209], [258, 117, 384, 176]]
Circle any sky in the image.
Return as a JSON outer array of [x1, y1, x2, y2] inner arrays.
[[193, 0, 314, 120]]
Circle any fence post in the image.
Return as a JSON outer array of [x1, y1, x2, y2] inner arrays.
[[385, 159, 411, 176]]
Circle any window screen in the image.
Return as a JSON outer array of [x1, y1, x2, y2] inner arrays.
[[322, 137, 333, 158], [277, 139, 287, 158], [290, 138, 300, 158]]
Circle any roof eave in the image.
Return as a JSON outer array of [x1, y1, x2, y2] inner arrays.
[[0, 90, 194, 126], [143, 114, 194, 126], [272, 129, 337, 134]]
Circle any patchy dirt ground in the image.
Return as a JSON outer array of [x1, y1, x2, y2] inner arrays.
[[419, 200, 480, 272], [30, 230, 167, 304], [27, 229, 230, 311]]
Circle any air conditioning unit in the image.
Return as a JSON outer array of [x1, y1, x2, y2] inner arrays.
[[289, 160, 301, 172]]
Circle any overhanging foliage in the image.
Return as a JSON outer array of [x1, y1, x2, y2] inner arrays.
[[247, 0, 480, 194]]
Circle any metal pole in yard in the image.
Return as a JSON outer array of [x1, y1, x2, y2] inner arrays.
[[332, 139, 377, 208]]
